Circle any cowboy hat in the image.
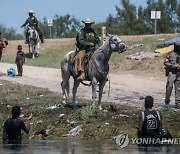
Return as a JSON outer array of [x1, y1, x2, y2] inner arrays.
[[82, 18, 95, 24], [28, 10, 34, 14]]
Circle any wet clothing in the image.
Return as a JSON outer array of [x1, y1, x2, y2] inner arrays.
[[139, 109, 161, 138], [15, 50, 25, 76], [164, 48, 180, 108], [3, 117, 28, 144], [22, 16, 43, 42], [75, 27, 100, 79]]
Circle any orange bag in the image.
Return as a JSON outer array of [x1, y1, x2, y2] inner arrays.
[[2, 42, 7, 48]]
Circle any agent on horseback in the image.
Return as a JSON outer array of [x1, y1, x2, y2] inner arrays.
[[75, 18, 100, 81], [21, 10, 44, 44]]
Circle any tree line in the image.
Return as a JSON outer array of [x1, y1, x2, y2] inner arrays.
[[1, 0, 179, 40]]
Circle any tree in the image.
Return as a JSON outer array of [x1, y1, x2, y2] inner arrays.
[[0, 24, 23, 40], [134, 6, 148, 34], [115, 0, 137, 35], [38, 14, 81, 38]]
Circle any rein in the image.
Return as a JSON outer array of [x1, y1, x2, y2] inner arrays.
[[92, 56, 109, 77], [80, 81, 92, 86]]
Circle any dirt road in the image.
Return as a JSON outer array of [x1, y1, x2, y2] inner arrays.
[[0, 62, 172, 107]]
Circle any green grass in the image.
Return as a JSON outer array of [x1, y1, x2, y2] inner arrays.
[[2, 34, 178, 75], [0, 80, 179, 140]]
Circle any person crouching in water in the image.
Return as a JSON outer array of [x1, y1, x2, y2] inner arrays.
[[138, 96, 162, 139], [2, 105, 32, 144], [15, 45, 25, 76]]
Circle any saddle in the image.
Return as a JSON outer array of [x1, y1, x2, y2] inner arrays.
[[69, 49, 95, 81]]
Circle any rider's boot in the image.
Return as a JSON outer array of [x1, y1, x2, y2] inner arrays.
[[77, 71, 85, 81], [25, 39, 28, 44], [41, 38, 44, 43], [40, 35, 44, 43], [25, 34, 29, 44]]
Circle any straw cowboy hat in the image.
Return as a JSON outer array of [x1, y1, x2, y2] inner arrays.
[[82, 18, 95, 24]]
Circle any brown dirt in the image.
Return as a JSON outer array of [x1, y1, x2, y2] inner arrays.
[[0, 62, 172, 108]]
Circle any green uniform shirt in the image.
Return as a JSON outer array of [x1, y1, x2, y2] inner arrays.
[[22, 16, 38, 27], [76, 27, 100, 50]]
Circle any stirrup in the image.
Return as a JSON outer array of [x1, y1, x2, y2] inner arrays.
[[40, 38, 44, 43]]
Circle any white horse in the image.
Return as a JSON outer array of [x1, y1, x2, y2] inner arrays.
[[28, 26, 40, 59], [60, 35, 126, 110]]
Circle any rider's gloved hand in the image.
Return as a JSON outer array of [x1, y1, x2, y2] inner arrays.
[[89, 43, 95, 47]]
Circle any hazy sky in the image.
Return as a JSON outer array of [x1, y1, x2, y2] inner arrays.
[[1, 0, 146, 34]]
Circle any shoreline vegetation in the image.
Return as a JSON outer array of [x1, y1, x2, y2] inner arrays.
[[0, 80, 179, 141], [2, 33, 179, 76], [0, 34, 180, 140]]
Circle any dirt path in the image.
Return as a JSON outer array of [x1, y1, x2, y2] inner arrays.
[[0, 62, 172, 107]]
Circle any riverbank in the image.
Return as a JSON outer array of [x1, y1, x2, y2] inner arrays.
[[0, 80, 179, 141]]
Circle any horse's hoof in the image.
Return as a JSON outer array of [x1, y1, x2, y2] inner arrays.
[[72, 101, 78, 109], [35, 53, 39, 57], [99, 106, 103, 110], [73, 105, 77, 109], [62, 100, 66, 104]]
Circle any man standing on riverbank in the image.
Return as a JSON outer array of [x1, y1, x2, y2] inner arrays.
[[164, 42, 180, 109]]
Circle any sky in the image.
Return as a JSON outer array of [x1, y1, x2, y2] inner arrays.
[[1, 0, 147, 34]]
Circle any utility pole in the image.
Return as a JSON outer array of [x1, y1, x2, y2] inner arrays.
[[101, 27, 106, 44], [47, 19, 53, 38]]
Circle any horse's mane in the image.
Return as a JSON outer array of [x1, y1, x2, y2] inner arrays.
[[96, 36, 111, 52]]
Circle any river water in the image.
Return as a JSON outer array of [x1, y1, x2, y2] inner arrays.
[[0, 139, 179, 154]]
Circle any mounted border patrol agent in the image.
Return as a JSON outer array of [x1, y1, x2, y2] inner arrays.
[[75, 18, 100, 81], [21, 10, 44, 44]]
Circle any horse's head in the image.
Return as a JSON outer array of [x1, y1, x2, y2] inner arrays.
[[108, 34, 126, 54], [28, 26, 37, 40]]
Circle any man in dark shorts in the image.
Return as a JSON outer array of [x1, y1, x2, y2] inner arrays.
[[138, 96, 162, 139], [3, 105, 32, 144]]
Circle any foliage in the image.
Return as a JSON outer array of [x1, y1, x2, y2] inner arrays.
[[0, 24, 23, 40], [39, 14, 81, 39], [0, 80, 179, 140], [100, 0, 180, 35], [1, 0, 180, 40]]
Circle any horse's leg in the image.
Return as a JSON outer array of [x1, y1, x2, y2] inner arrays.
[[29, 44, 31, 56], [72, 79, 80, 108], [91, 77, 98, 105], [98, 78, 107, 110], [61, 71, 70, 104], [37, 42, 40, 49], [36, 42, 40, 56], [32, 44, 35, 59]]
